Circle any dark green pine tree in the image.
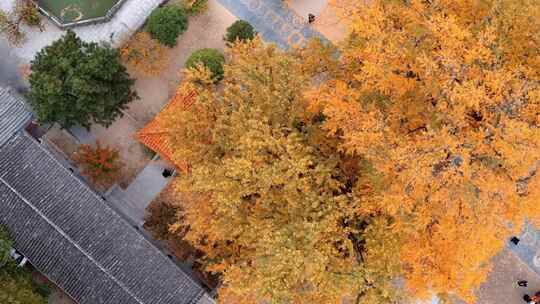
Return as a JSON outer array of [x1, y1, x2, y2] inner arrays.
[[28, 30, 138, 129]]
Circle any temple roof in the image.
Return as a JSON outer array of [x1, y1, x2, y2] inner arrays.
[[136, 88, 196, 171], [0, 87, 212, 304]]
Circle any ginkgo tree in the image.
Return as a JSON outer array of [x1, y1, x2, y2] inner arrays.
[[147, 0, 540, 302], [317, 0, 540, 301], [163, 38, 404, 304]]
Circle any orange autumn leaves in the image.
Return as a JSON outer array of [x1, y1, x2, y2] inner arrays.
[[120, 32, 169, 76], [164, 40, 372, 304], [73, 141, 121, 187], [318, 0, 540, 301], [141, 0, 540, 303]]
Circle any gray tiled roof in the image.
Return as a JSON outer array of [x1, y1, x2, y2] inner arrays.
[[0, 87, 211, 304], [0, 87, 32, 146], [0, 133, 207, 304]]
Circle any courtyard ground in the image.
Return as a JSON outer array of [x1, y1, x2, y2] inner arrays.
[[477, 249, 540, 304], [11, 1, 540, 303], [126, 0, 237, 123], [286, 0, 348, 43], [59, 0, 237, 188]]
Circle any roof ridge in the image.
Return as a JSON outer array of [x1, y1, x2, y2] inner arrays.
[[0, 174, 146, 304], [0, 87, 32, 148], [18, 132, 206, 300]]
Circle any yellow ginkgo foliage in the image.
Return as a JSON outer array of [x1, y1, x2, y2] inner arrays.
[[317, 0, 540, 301]]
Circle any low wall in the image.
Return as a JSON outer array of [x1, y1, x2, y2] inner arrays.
[[37, 0, 128, 29]]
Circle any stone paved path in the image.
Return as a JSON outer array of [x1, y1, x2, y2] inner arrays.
[[217, 0, 328, 49], [477, 249, 540, 304], [510, 223, 540, 277], [1, 0, 165, 62], [48, 0, 237, 188], [289, 0, 348, 43]]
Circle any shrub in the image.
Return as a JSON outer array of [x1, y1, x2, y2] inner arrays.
[[121, 32, 169, 76], [176, 0, 208, 15], [73, 141, 122, 187], [0, 0, 42, 45], [34, 283, 51, 298], [185, 48, 225, 81], [0, 225, 13, 267], [146, 6, 188, 47], [17, 0, 42, 28], [224, 20, 256, 43], [0, 264, 47, 304], [28, 30, 137, 129]]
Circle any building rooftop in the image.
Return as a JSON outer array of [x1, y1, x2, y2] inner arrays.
[[0, 87, 212, 304], [136, 87, 196, 172], [0, 87, 31, 146]]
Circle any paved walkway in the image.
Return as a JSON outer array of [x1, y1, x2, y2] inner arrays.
[[477, 249, 540, 304], [286, 0, 327, 16], [510, 223, 540, 276], [1, 0, 165, 62], [290, 0, 348, 43], [217, 0, 328, 49], [104, 157, 174, 225], [124, 157, 173, 215]]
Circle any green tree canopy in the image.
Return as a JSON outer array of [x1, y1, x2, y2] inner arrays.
[[224, 20, 256, 43], [185, 48, 225, 82], [0, 225, 47, 304], [28, 30, 138, 129], [0, 225, 13, 267], [146, 6, 188, 47]]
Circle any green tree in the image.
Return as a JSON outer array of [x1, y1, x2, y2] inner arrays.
[[224, 20, 256, 43], [0, 225, 47, 304], [185, 48, 225, 81], [146, 6, 188, 47], [0, 225, 13, 267], [28, 30, 138, 129]]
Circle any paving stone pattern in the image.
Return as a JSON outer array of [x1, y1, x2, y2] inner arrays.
[[1, 0, 166, 62], [510, 222, 540, 277], [217, 0, 328, 49]]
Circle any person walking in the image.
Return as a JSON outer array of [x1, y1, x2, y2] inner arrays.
[[518, 280, 529, 287]]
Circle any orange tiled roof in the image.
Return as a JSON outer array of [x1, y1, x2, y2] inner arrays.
[[136, 89, 197, 170]]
